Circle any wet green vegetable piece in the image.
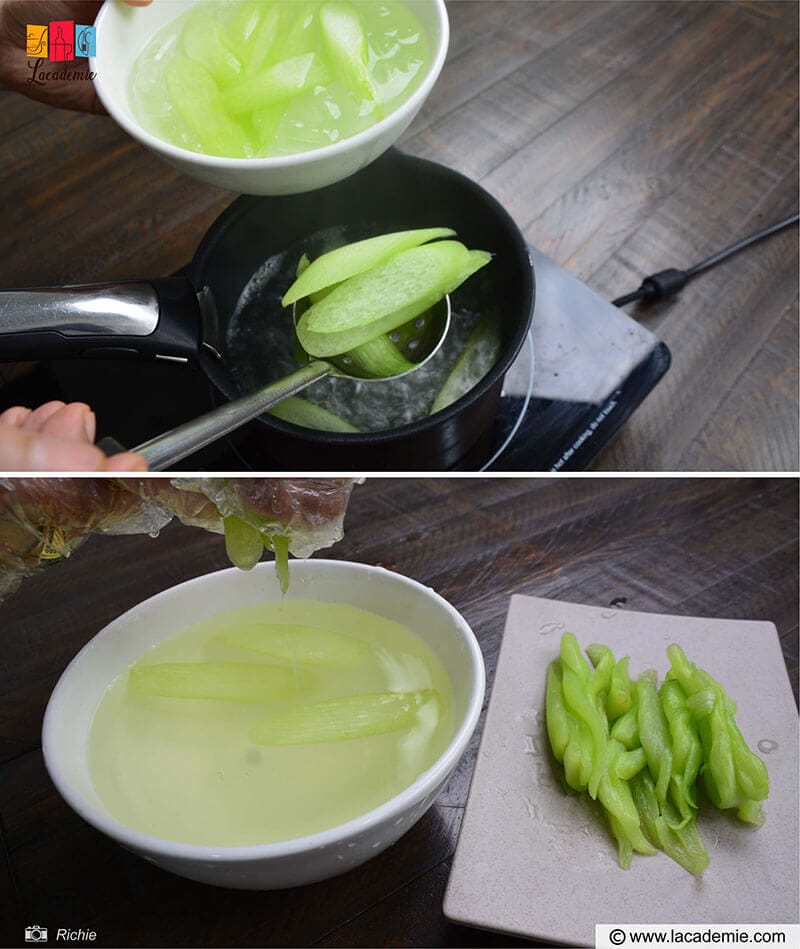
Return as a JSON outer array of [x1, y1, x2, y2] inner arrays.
[[319, 2, 375, 101], [429, 313, 502, 414], [223, 53, 324, 114], [296, 241, 475, 357], [252, 690, 437, 745], [282, 228, 456, 306], [182, 13, 242, 86], [165, 57, 253, 157], [269, 396, 361, 433], [342, 334, 417, 379]]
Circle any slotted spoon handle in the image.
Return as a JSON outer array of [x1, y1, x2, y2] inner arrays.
[[132, 360, 332, 470]]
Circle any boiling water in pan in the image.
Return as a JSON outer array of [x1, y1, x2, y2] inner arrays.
[[226, 224, 492, 434]]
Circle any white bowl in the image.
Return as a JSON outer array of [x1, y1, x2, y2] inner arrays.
[[90, 0, 449, 195], [42, 559, 484, 889]]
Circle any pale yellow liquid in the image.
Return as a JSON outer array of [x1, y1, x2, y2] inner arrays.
[[89, 600, 454, 846]]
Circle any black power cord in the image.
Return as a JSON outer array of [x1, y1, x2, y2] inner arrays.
[[612, 212, 800, 307]]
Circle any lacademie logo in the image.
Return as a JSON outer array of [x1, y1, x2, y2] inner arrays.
[[26, 21, 96, 60], [25, 20, 97, 85]]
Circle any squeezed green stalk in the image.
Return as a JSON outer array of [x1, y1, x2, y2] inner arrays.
[[607, 656, 634, 721], [224, 514, 264, 571], [252, 689, 438, 745], [129, 662, 301, 702], [544, 633, 767, 875], [666, 644, 768, 824], [637, 675, 673, 805], [631, 769, 709, 875], [660, 678, 702, 825], [559, 633, 608, 799]]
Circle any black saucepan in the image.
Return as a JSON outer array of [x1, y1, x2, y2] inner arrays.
[[0, 149, 534, 470]]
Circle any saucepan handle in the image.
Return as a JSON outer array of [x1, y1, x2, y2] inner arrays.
[[132, 361, 333, 470], [0, 277, 203, 363]]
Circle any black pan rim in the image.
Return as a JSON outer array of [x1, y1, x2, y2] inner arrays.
[[190, 148, 535, 446]]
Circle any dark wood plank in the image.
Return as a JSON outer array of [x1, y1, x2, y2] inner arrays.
[[680, 299, 800, 471]]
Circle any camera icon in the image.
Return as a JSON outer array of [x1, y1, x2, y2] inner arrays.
[[24, 925, 48, 943]]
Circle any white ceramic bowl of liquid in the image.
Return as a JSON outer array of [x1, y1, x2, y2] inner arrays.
[[42, 559, 484, 889], [90, 0, 449, 195]]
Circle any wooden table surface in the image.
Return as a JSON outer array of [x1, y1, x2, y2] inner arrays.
[[1, 1, 798, 471], [0, 476, 796, 948]]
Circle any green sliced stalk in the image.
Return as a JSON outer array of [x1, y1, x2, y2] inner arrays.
[[129, 662, 301, 702], [224, 514, 264, 571], [241, 2, 283, 75], [296, 241, 472, 357], [165, 57, 254, 157], [269, 396, 361, 433], [281, 228, 456, 306], [319, 2, 375, 102], [224, 53, 323, 115], [226, 1, 263, 60], [252, 690, 438, 745], [182, 14, 242, 86], [340, 334, 417, 378], [253, 101, 288, 156], [216, 622, 369, 666], [430, 310, 501, 415]]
